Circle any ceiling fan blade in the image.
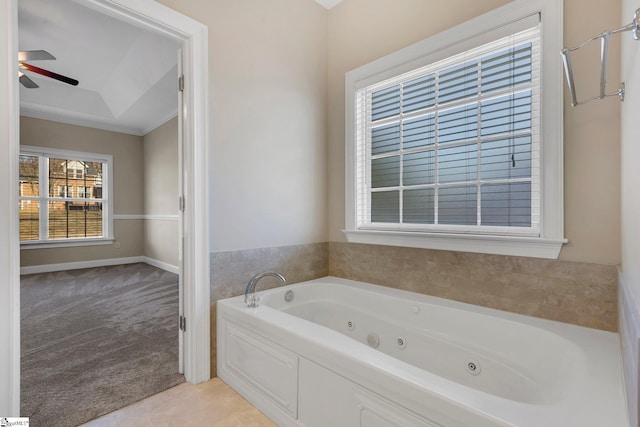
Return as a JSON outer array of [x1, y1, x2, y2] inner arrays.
[[18, 50, 56, 61], [19, 62, 79, 86], [19, 73, 39, 89]]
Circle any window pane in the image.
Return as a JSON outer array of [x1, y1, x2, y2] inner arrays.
[[372, 85, 401, 121], [438, 143, 477, 183], [481, 43, 532, 94], [481, 136, 531, 180], [403, 151, 435, 185], [439, 186, 477, 225], [438, 103, 478, 144], [19, 155, 39, 197], [371, 156, 400, 188], [48, 159, 103, 200], [371, 191, 399, 223], [48, 158, 72, 198], [480, 90, 531, 137], [402, 74, 435, 113], [48, 201, 103, 239], [19, 201, 39, 241], [438, 61, 478, 104], [403, 114, 435, 150], [403, 188, 434, 224], [84, 162, 103, 199], [481, 183, 531, 227], [357, 24, 541, 232], [372, 123, 400, 155]]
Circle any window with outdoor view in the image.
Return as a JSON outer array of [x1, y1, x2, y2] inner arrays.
[[345, 0, 565, 258], [19, 146, 113, 245], [359, 27, 539, 232]]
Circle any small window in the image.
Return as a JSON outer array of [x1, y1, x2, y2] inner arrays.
[[345, 0, 565, 258], [19, 146, 113, 246]]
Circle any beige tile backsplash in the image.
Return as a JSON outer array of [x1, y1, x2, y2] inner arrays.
[[210, 241, 618, 375], [210, 242, 328, 375], [329, 242, 618, 332]]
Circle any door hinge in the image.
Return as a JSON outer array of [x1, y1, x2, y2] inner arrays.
[[179, 315, 186, 332], [178, 195, 185, 212], [178, 74, 184, 92]]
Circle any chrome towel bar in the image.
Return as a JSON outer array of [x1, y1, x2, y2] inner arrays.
[[561, 8, 639, 107]]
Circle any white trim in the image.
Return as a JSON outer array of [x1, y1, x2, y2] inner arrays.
[[20, 256, 145, 275], [1, 0, 21, 415], [344, 230, 566, 259], [20, 237, 114, 250], [114, 214, 179, 221], [19, 255, 179, 275], [344, 0, 564, 259], [143, 256, 179, 274], [19, 103, 174, 137]]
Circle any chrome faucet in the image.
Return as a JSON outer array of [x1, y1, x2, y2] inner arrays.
[[244, 271, 286, 308]]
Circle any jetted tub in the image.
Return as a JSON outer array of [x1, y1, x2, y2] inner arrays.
[[217, 277, 629, 427]]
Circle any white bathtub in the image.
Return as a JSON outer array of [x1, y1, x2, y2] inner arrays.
[[217, 277, 629, 427]]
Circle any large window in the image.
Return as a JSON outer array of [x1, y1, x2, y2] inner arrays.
[[19, 146, 113, 247], [345, 0, 565, 258]]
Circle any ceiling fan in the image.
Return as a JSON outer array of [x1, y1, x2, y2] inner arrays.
[[18, 50, 79, 89]]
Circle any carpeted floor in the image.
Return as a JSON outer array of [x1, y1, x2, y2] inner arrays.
[[20, 263, 185, 427]]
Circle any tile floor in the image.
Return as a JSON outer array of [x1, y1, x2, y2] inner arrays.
[[81, 378, 276, 427]]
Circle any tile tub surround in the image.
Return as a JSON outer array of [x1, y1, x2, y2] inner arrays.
[[210, 242, 328, 375], [328, 242, 618, 332], [210, 243, 329, 301], [209, 241, 618, 375]]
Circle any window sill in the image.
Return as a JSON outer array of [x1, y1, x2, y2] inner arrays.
[[20, 238, 114, 250], [343, 229, 567, 259]]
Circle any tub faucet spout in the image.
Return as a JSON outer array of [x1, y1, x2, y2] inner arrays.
[[244, 271, 286, 308]]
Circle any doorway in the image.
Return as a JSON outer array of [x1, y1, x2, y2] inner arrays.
[[1, 0, 210, 417]]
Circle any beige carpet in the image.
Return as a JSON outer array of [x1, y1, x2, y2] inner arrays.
[[20, 263, 185, 427]]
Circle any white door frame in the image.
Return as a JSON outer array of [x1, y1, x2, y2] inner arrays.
[[0, 0, 210, 414]]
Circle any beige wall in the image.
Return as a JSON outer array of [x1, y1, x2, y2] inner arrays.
[[561, 0, 621, 264], [153, 0, 329, 375], [19, 117, 145, 267], [327, 0, 622, 266], [157, 0, 329, 253], [142, 117, 179, 266]]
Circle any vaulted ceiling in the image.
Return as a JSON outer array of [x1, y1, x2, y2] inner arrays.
[[18, 0, 180, 136], [18, 0, 342, 136]]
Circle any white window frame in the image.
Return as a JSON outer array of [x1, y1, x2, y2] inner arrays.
[[345, 0, 566, 259], [19, 145, 114, 249]]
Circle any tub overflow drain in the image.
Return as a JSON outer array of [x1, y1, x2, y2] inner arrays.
[[395, 336, 407, 350], [367, 333, 380, 349], [466, 360, 481, 376]]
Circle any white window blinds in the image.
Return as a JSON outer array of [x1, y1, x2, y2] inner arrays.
[[354, 23, 541, 236]]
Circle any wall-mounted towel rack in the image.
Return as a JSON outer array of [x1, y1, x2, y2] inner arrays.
[[561, 8, 639, 107]]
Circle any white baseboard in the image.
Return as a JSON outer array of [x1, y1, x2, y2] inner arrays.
[[20, 256, 179, 275], [142, 256, 180, 274]]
